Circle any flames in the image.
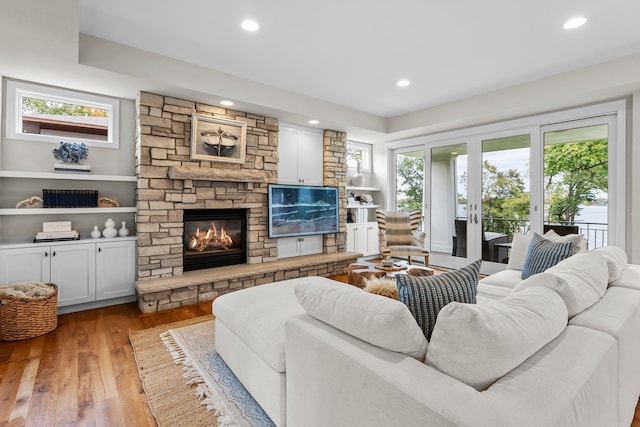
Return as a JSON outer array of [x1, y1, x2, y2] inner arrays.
[[188, 222, 233, 252]]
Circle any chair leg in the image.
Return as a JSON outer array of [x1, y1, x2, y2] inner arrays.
[[407, 256, 412, 265]]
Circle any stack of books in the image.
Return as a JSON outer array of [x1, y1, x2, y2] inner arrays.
[[54, 163, 91, 173], [34, 221, 79, 243]]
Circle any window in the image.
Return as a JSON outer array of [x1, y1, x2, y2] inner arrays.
[[5, 79, 119, 148], [346, 141, 372, 172]]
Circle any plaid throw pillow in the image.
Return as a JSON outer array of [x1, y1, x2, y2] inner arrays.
[[397, 259, 481, 341], [521, 233, 573, 279]]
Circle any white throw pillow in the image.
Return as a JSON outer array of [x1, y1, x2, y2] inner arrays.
[[294, 280, 428, 361], [426, 287, 567, 391], [506, 233, 532, 271], [592, 246, 627, 283], [513, 251, 608, 317]]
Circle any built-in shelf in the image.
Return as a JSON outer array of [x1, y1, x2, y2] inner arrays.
[[0, 207, 137, 216], [0, 170, 137, 182], [346, 186, 381, 192], [347, 204, 381, 209]]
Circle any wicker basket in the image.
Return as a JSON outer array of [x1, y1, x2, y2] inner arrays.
[[0, 283, 58, 341]]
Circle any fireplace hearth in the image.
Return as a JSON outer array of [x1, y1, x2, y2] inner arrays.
[[183, 209, 247, 271]]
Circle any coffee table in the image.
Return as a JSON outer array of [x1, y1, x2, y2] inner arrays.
[[345, 260, 434, 288]]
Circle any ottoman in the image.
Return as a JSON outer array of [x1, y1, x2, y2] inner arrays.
[[212, 276, 341, 426]]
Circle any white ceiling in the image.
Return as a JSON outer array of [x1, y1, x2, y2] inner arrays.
[[78, 0, 640, 120]]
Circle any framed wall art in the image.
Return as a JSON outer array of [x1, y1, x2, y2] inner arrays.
[[190, 114, 247, 164]]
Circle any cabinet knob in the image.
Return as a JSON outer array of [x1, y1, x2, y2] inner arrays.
[[44, 251, 48, 257], [98, 247, 101, 253], [52, 251, 56, 257]]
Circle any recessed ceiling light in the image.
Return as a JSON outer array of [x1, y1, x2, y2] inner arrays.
[[397, 79, 410, 87], [563, 17, 587, 30], [308, 120, 319, 125], [241, 20, 259, 32], [220, 100, 234, 106]]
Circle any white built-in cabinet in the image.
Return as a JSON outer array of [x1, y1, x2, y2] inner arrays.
[[0, 238, 136, 313], [346, 222, 380, 257], [278, 124, 323, 186], [276, 235, 324, 257], [277, 124, 325, 258]]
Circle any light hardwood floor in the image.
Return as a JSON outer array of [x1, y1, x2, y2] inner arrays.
[[1, 273, 639, 426]]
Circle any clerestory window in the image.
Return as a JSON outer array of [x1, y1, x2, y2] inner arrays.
[[5, 79, 120, 149]]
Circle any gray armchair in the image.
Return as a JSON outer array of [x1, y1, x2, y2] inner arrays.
[[375, 209, 429, 265]]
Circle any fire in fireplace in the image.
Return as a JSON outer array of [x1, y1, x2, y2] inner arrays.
[[183, 209, 247, 271]]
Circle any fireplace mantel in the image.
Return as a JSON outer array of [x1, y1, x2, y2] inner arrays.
[[168, 165, 274, 183]]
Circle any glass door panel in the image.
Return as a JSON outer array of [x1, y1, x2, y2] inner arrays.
[[543, 124, 608, 249], [481, 134, 531, 264], [430, 143, 468, 266], [394, 149, 425, 213]]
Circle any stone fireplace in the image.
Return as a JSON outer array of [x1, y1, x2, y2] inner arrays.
[[135, 91, 349, 299], [183, 208, 247, 271]]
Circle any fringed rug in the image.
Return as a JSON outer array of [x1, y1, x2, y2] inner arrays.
[[130, 316, 274, 427]]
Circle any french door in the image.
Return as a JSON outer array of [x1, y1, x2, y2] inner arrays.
[[390, 101, 625, 273]]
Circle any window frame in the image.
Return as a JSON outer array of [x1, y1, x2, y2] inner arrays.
[[346, 140, 372, 172], [5, 79, 120, 149]]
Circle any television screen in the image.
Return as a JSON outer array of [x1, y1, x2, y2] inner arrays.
[[268, 184, 339, 238]]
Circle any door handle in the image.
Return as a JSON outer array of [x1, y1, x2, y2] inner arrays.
[[474, 214, 478, 224]]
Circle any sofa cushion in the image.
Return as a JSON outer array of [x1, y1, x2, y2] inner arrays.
[[610, 265, 640, 291], [478, 269, 523, 289], [507, 233, 533, 271], [427, 287, 567, 391], [396, 259, 480, 340], [521, 233, 573, 279], [294, 280, 428, 360], [513, 251, 609, 317], [592, 246, 627, 283]]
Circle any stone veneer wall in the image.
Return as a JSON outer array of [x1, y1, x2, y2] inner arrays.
[[136, 92, 279, 280], [323, 130, 348, 253], [135, 92, 349, 283]]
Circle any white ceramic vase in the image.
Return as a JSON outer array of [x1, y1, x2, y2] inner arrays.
[[351, 161, 365, 187], [102, 218, 118, 238], [118, 221, 129, 237], [90, 225, 101, 239]]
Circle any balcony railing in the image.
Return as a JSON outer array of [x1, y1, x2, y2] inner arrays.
[[459, 217, 608, 250]]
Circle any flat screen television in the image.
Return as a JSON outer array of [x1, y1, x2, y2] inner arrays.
[[268, 184, 339, 238]]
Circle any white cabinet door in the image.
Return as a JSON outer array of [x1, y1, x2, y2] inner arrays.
[[299, 235, 323, 256], [365, 223, 380, 257], [96, 240, 136, 300], [298, 130, 323, 186], [51, 243, 95, 307], [346, 224, 357, 252], [278, 127, 300, 185], [278, 125, 323, 185], [0, 246, 50, 283]]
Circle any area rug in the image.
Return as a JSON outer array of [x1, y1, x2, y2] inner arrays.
[[130, 316, 274, 427]]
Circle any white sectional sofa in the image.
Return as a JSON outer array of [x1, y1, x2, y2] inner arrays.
[[285, 245, 640, 427]]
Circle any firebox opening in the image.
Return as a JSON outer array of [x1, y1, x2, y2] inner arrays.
[[183, 209, 247, 271]]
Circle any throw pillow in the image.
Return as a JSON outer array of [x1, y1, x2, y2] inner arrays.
[[506, 233, 532, 271], [363, 276, 399, 300], [396, 259, 481, 341], [521, 233, 573, 279], [427, 286, 567, 391], [294, 280, 428, 360]]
